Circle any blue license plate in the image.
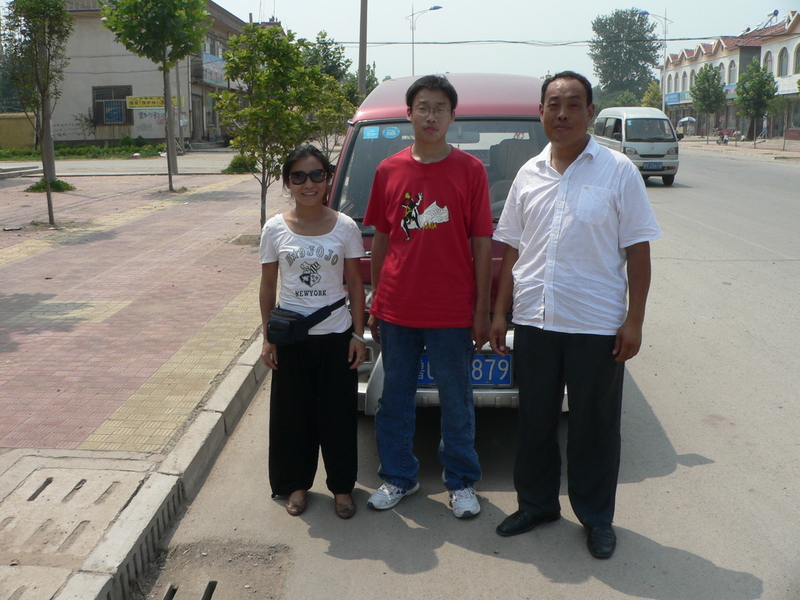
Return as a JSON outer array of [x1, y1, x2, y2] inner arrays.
[[643, 162, 662, 170], [418, 353, 512, 387]]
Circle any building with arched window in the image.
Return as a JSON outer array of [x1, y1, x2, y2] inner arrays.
[[663, 10, 800, 140]]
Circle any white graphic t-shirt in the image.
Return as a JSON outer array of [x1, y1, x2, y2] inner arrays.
[[259, 211, 366, 335]]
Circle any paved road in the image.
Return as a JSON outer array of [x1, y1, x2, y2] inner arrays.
[[153, 146, 800, 599], [1, 141, 798, 598]]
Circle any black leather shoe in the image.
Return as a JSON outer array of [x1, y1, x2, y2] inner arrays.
[[496, 510, 560, 537], [586, 525, 616, 559]]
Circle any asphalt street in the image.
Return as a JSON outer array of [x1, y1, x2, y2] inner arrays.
[[143, 142, 800, 599], [1, 139, 798, 599]]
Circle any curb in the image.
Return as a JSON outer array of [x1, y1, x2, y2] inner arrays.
[[53, 335, 270, 600]]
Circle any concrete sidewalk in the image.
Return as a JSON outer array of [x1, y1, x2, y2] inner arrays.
[[678, 134, 800, 160], [0, 153, 280, 599]]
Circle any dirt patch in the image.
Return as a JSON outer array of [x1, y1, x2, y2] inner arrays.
[[133, 541, 292, 600]]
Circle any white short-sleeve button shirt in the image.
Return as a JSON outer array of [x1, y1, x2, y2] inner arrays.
[[493, 136, 662, 335]]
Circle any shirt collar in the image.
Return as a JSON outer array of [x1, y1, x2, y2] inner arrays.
[[535, 135, 598, 172]]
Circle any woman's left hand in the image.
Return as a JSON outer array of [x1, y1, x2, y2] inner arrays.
[[349, 337, 366, 370]]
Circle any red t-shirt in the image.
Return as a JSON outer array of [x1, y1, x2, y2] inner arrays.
[[363, 146, 493, 328]]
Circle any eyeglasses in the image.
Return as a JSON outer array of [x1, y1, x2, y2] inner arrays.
[[289, 169, 328, 185], [413, 106, 451, 117]]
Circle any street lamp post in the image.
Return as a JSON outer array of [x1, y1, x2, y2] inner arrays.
[[639, 9, 673, 113], [406, 4, 442, 76]]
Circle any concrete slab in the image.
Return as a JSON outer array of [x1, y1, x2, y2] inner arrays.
[[0, 467, 147, 569], [53, 571, 115, 600], [82, 472, 181, 594], [158, 411, 225, 500], [0, 565, 72, 600]]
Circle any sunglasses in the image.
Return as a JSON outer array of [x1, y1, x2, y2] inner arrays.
[[289, 169, 328, 185]]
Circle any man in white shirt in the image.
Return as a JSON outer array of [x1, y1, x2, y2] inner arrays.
[[489, 71, 661, 559]]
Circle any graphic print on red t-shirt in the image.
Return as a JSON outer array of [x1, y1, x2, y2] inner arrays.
[[400, 192, 450, 241]]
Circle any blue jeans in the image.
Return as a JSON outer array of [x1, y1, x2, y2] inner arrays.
[[374, 321, 481, 491]]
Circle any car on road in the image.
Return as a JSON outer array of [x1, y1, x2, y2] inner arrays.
[[592, 106, 681, 186], [328, 72, 548, 415]]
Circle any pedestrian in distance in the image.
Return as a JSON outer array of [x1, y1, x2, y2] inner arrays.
[[363, 74, 493, 518], [259, 145, 367, 520], [490, 71, 662, 558]]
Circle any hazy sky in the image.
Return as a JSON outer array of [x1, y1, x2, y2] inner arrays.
[[214, 0, 795, 86]]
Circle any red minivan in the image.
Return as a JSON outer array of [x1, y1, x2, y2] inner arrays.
[[328, 73, 546, 414]]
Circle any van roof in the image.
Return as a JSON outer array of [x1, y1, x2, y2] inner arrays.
[[596, 107, 669, 119], [353, 73, 543, 122]]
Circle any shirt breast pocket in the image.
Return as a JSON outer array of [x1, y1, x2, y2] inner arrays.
[[576, 185, 613, 225]]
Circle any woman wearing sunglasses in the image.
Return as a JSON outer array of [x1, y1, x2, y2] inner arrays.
[[259, 145, 366, 519]]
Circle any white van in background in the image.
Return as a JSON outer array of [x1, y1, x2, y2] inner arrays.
[[593, 107, 681, 186]]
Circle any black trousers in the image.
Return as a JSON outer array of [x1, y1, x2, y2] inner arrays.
[[514, 325, 624, 528], [268, 330, 358, 497]]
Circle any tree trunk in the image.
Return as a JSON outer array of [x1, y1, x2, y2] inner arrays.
[[175, 64, 185, 154], [163, 66, 176, 191], [40, 94, 56, 226], [783, 105, 788, 151], [260, 169, 267, 228]]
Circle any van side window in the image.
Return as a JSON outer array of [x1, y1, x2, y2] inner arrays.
[[603, 118, 621, 139], [593, 119, 606, 136]]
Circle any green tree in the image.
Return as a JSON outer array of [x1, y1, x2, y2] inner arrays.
[[310, 76, 355, 159], [616, 90, 639, 107], [101, 0, 209, 191], [691, 64, 726, 144], [303, 31, 351, 81], [3, 0, 74, 226], [302, 32, 357, 157], [768, 94, 792, 150], [589, 8, 660, 98], [216, 24, 329, 227], [735, 58, 777, 147], [343, 62, 378, 105], [0, 65, 23, 112], [640, 80, 662, 108], [593, 86, 640, 113]]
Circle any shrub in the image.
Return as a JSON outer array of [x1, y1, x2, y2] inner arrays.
[[119, 135, 135, 147], [25, 178, 76, 192], [223, 153, 258, 174], [134, 136, 147, 147]]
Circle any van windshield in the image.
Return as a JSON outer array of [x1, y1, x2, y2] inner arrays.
[[333, 118, 547, 230], [625, 118, 676, 142]]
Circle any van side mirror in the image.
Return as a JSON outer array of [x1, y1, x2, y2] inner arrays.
[[676, 133, 684, 140], [612, 133, 622, 141]]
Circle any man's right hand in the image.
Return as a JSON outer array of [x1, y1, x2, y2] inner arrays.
[[368, 314, 380, 343], [489, 314, 509, 357]]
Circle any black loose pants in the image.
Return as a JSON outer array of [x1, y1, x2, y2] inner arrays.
[[268, 330, 358, 497], [514, 325, 625, 528]]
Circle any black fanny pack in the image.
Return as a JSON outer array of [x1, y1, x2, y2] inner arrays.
[[266, 297, 346, 346]]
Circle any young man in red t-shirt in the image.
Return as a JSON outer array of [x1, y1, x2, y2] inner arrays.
[[363, 75, 493, 518]]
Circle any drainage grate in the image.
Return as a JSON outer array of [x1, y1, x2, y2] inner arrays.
[[0, 468, 147, 569], [134, 542, 292, 600]]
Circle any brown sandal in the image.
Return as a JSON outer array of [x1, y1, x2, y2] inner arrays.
[[286, 490, 307, 516]]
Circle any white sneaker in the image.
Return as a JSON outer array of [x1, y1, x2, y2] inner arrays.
[[367, 481, 420, 510], [449, 487, 480, 518]]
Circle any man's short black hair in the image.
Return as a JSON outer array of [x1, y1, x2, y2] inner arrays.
[[541, 71, 593, 106], [405, 74, 458, 111]]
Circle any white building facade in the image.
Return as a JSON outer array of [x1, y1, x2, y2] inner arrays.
[[663, 11, 800, 140], [54, 0, 249, 145]]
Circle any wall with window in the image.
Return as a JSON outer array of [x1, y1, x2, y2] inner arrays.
[[759, 30, 800, 139], [49, 1, 245, 145], [52, 12, 165, 143]]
